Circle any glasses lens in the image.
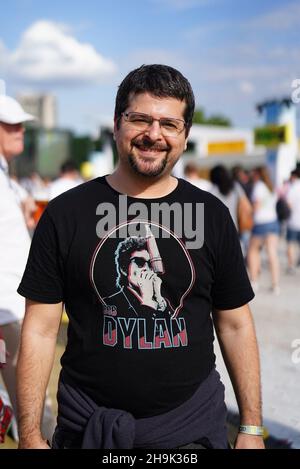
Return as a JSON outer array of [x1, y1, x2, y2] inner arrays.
[[123, 112, 185, 137], [125, 113, 151, 129], [131, 257, 150, 268], [160, 118, 185, 136]]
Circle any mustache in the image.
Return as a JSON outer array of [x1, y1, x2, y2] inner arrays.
[[132, 137, 170, 152]]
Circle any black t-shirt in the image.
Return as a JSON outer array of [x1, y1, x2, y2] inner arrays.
[[18, 177, 254, 418]]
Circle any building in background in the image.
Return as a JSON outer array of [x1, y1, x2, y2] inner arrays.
[[184, 124, 266, 179], [18, 94, 57, 129], [12, 128, 72, 179], [11, 94, 96, 180], [11, 94, 299, 183], [255, 98, 298, 189]]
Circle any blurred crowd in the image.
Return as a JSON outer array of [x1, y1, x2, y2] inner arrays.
[[14, 161, 84, 232], [11, 157, 300, 298], [184, 161, 300, 295]]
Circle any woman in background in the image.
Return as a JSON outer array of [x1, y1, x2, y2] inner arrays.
[[210, 165, 251, 229], [247, 167, 280, 294]]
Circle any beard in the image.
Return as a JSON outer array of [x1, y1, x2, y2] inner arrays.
[[128, 137, 170, 177], [128, 153, 168, 177]]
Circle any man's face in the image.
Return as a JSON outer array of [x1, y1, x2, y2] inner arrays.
[[114, 92, 188, 178], [128, 249, 152, 287], [0, 122, 25, 160]]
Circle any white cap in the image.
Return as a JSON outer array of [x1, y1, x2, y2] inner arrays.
[[0, 95, 35, 124]]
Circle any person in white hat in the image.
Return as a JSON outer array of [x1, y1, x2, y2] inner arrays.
[[0, 95, 35, 125], [0, 95, 56, 444]]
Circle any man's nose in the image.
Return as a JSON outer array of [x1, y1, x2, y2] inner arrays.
[[145, 120, 163, 140]]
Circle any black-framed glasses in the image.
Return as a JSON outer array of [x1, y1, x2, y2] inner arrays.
[[130, 257, 151, 268], [122, 112, 186, 137]]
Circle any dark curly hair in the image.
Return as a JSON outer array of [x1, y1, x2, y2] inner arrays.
[[114, 64, 195, 136], [115, 237, 148, 288]]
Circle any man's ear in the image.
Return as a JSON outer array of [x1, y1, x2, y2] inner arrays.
[[184, 138, 188, 151]]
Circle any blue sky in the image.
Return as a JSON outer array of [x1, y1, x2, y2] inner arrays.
[[1, 0, 299, 134]]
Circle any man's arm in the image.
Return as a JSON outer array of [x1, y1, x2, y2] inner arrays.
[[17, 299, 63, 449], [212, 304, 265, 449]]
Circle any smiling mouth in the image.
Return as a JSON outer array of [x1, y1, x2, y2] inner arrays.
[[133, 143, 168, 154]]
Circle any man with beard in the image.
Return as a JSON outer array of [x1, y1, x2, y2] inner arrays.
[[17, 65, 264, 449]]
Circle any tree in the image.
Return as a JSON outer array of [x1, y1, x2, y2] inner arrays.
[[192, 107, 231, 127], [206, 114, 232, 127], [192, 107, 206, 124], [71, 136, 94, 168]]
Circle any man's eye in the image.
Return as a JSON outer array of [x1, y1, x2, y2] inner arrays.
[[161, 120, 177, 129], [131, 115, 149, 123]]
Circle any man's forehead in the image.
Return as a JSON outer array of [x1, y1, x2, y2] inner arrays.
[[128, 91, 185, 108]]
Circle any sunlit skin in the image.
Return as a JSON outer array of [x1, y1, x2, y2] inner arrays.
[[0, 122, 25, 160], [109, 92, 188, 197]]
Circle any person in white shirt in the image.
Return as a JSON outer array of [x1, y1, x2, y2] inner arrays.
[[183, 162, 212, 192], [0, 95, 55, 442], [286, 169, 300, 272], [49, 160, 83, 200], [247, 167, 280, 294]]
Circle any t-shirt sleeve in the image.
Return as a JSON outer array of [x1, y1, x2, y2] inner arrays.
[[17, 209, 65, 303], [211, 207, 254, 310]]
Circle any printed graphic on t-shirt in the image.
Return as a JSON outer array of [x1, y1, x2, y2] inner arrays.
[[90, 221, 195, 350]]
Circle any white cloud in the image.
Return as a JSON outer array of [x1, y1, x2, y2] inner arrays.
[[1, 20, 117, 85], [239, 81, 255, 94], [248, 1, 300, 31]]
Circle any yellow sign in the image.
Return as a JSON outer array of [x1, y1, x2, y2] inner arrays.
[[254, 125, 289, 147], [207, 140, 246, 155]]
